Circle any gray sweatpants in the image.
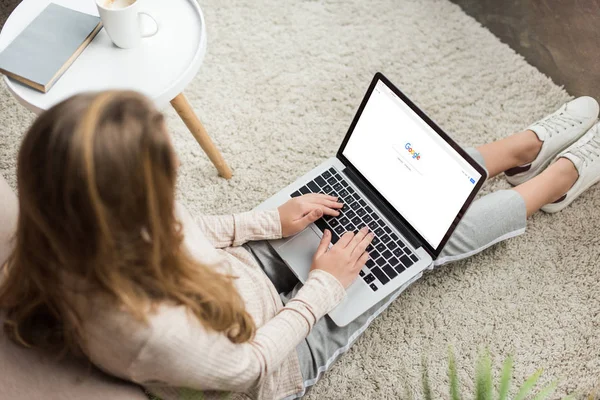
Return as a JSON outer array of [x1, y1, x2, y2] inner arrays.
[[244, 148, 527, 399]]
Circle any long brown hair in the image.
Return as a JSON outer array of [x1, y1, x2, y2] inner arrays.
[[0, 91, 255, 356]]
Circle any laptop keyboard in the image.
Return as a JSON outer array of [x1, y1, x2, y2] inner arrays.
[[291, 167, 420, 291]]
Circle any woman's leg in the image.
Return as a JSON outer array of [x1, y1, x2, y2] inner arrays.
[[476, 129, 542, 179], [244, 241, 300, 294], [285, 146, 531, 398], [474, 130, 579, 217]]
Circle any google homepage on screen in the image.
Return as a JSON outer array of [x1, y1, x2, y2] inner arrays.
[[343, 80, 481, 248]]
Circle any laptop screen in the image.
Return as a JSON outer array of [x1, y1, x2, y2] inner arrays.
[[341, 77, 483, 250]]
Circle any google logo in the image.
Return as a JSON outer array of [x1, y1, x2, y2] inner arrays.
[[405, 143, 421, 160]]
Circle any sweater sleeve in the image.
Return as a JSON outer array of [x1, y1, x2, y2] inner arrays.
[[193, 209, 282, 248], [127, 270, 345, 394]]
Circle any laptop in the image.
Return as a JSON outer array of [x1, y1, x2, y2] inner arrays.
[[256, 73, 487, 326]]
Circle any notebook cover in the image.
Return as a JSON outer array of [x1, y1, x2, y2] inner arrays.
[[0, 3, 101, 92]]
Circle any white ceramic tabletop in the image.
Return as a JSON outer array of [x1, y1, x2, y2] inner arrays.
[[0, 0, 206, 113]]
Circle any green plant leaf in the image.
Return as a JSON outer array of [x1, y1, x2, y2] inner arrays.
[[475, 352, 493, 400], [514, 369, 543, 400], [497, 356, 513, 400], [448, 348, 462, 400], [422, 356, 433, 400], [532, 381, 558, 400]]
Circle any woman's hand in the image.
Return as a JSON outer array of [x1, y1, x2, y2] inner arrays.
[[310, 227, 373, 288], [278, 194, 343, 237]]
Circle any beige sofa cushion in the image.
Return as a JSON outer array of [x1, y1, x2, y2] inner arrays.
[[0, 314, 148, 400], [0, 174, 147, 400]]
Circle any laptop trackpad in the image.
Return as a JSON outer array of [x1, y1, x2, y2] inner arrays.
[[279, 226, 321, 283]]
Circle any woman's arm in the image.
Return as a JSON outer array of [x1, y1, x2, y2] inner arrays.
[[195, 210, 283, 249], [128, 269, 345, 394], [182, 194, 343, 249]]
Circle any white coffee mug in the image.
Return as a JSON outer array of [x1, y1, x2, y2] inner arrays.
[[96, 0, 159, 49]]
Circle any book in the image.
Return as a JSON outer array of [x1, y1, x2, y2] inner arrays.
[[0, 3, 102, 93]]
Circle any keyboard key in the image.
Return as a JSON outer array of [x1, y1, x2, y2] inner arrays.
[[376, 243, 386, 252], [367, 221, 378, 230], [363, 214, 373, 223], [356, 208, 366, 217], [346, 210, 356, 218], [382, 265, 398, 279], [389, 256, 400, 267], [382, 250, 392, 259], [359, 199, 367, 207], [314, 218, 327, 234], [299, 186, 310, 195], [384, 226, 392, 234], [347, 223, 356, 231], [369, 283, 378, 291], [329, 219, 339, 228], [347, 187, 355, 195], [366, 259, 376, 269], [339, 217, 349, 225], [341, 180, 348, 188], [359, 270, 365, 277], [322, 170, 331, 179], [370, 249, 380, 260], [326, 176, 337, 185], [352, 193, 361, 201], [291, 191, 302, 198], [314, 176, 326, 187], [375, 257, 386, 266], [365, 205, 374, 214], [307, 181, 319, 193], [334, 225, 345, 235], [333, 183, 343, 192], [381, 234, 391, 244], [351, 216, 361, 226], [393, 248, 403, 258], [394, 264, 406, 274], [372, 213, 380, 221], [363, 273, 375, 284], [410, 254, 419, 262], [338, 189, 348, 198], [371, 267, 390, 284], [400, 255, 413, 267], [390, 233, 399, 241], [374, 227, 384, 236], [372, 236, 380, 245], [388, 241, 398, 250], [322, 184, 333, 194]]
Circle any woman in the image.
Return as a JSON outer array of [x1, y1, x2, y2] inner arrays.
[[0, 91, 598, 400]]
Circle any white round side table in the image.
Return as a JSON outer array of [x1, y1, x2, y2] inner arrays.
[[0, 0, 232, 179]]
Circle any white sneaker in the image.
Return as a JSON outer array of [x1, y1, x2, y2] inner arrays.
[[505, 96, 599, 186], [542, 122, 600, 213]]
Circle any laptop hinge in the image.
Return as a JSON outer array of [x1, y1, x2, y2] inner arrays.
[[341, 167, 423, 251]]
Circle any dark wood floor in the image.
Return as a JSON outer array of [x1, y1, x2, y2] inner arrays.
[[1, 0, 599, 99], [449, 0, 600, 99]]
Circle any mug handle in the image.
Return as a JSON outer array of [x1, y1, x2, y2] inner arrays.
[[138, 11, 159, 38]]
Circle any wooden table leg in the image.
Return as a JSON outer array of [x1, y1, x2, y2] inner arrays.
[[170, 93, 233, 179]]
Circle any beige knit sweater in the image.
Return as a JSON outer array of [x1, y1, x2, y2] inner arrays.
[[77, 202, 346, 400]]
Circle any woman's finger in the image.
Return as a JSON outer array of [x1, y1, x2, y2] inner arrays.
[[314, 229, 331, 260], [302, 193, 340, 203], [352, 232, 374, 259], [352, 251, 370, 271], [347, 226, 368, 251], [336, 231, 355, 248]]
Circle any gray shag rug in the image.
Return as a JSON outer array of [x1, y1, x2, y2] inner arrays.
[[1, 0, 599, 398]]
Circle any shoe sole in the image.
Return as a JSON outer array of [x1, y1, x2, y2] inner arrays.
[[541, 173, 600, 213]]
